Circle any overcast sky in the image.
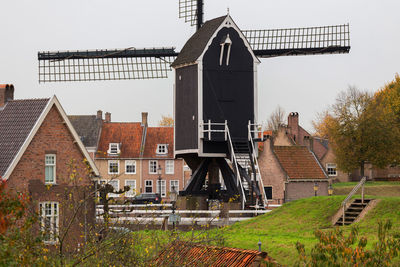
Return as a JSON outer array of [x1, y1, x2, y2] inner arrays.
[[1, 0, 399, 132]]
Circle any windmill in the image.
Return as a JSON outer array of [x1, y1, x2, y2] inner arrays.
[[38, 0, 350, 209]]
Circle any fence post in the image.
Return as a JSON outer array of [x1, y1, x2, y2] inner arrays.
[[208, 119, 211, 140], [224, 120, 227, 141], [361, 182, 364, 204]]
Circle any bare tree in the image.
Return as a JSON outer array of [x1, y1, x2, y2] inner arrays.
[[267, 106, 286, 134]]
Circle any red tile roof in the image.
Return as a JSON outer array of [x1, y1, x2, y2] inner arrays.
[[154, 241, 277, 266], [273, 146, 327, 179], [96, 122, 143, 158], [142, 126, 174, 158]]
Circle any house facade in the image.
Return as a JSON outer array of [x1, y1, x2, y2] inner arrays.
[[277, 112, 350, 182], [0, 85, 99, 250], [258, 136, 329, 204], [94, 112, 186, 201]]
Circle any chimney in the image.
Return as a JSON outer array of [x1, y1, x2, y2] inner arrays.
[[0, 84, 14, 108], [141, 112, 148, 126], [264, 135, 274, 152], [288, 112, 299, 144], [105, 112, 111, 123], [97, 110, 103, 120], [303, 136, 314, 152]]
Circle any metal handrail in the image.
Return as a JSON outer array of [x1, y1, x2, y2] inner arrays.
[[248, 124, 268, 207], [226, 123, 246, 209], [342, 177, 366, 206], [341, 176, 366, 226]]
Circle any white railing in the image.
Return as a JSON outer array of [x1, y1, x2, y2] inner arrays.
[[248, 122, 268, 207], [341, 177, 367, 226], [200, 120, 247, 209]]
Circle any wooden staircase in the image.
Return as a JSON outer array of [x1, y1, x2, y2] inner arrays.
[[335, 198, 373, 226]]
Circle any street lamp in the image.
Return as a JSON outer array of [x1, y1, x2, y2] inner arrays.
[[328, 184, 334, 196], [158, 165, 162, 199], [313, 182, 319, 197], [170, 185, 178, 230]]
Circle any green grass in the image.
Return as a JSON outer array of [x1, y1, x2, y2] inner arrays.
[[333, 181, 400, 197], [218, 196, 400, 266]]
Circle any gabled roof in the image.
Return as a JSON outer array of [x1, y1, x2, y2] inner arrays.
[[171, 16, 227, 68], [68, 115, 102, 147], [96, 122, 143, 158], [0, 96, 99, 179], [154, 241, 276, 267], [0, 98, 49, 177], [273, 146, 327, 179], [142, 126, 174, 158]]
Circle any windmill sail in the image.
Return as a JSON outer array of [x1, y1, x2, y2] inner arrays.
[[179, 0, 203, 30], [38, 47, 178, 83], [243, 24, 350, 58]]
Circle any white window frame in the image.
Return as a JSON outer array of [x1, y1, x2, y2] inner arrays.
[[165, 160, 174, 174], [326, 163, 337, 176], [107, 179, 120, 198], [125, 160, 136, 174], [156, 144, 168, 155], [145, 180, 153, 193], [39, 201, 59, 244], [149, 160, 158, 174], [108, 143, 120, 155], [125, 180, 137, 197], [108, 160, 120, 175], [156, 180, 166, 197], [170, 180, 179, 192], [45, 154, 56, 184]]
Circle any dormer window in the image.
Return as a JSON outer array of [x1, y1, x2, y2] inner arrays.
[[220, 34, 232, 66], [156, 144, 168, 155], [108, 143, 120, 155]]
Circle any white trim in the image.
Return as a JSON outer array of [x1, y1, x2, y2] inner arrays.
[[326, 163, 338, 177], [197, 15, 260, 64], [3, 96, 100, 180], [165, 160, 174, 174], [125, 160, 136, 174], [175, 149, 199, 155], [198, 152, 226, 158], [39, 201, 59, 244], [124, 179, 137, 197], [156, 144, 168, 155], [45, 154, 56, 184], [149, 160, 158, 174], [170, 180, 179, 192], [108, 160, 120, 175], [198, 60, 203, 155], [107, 179, 120, 198], [173, 80, 176, 158], [145, 180, 153, 193]]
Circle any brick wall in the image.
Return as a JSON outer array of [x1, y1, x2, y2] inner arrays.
[[258, 137, 286, 204], [285, 180, 328, 202], [6, 105, 95, 251]]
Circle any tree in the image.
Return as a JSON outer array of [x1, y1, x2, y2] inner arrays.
[[267, 106, 286, 134], [315, 86, 372, 177], [158, 115, 174, 127]]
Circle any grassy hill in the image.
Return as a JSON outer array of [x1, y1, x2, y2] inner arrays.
[[333, 181, 400, 197], [220, 196, 400, 266]]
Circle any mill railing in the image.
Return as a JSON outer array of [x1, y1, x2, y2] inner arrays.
[[200, 120, 247, 209], [341, 176, 366, 226], [248, 122, 268, 207]]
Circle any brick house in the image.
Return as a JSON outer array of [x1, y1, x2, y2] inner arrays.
[[94, 112, 186, 201], [276, 112, 349, 182], [258, 136, 329, 203], [0, 84, 99, 250]]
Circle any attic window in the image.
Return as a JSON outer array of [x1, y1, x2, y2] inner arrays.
[[108, 143, 120, 155], [156, 144, 168, 155], [220, 34, 232, 66]]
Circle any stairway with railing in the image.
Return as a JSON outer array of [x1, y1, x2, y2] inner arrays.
[[335, 177, 373, 226], [200, 120, 267, 208]]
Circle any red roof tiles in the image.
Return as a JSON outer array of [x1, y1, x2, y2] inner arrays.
[[143, 127, 174, 158], [96, 122, 143, 158], [154, 241, 277, 266], [273, 146, 327, 179]]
